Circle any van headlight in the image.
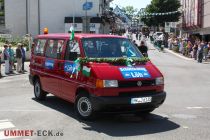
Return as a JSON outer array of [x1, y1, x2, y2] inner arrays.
[[96, 80, 118, 88], [104, 80, 118, 87], [156, 77, 164, 85]]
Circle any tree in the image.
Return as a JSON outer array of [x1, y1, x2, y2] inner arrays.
[[140, 0, 181, 27], [122, 6, 138, 19]]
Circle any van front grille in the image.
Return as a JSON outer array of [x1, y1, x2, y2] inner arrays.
[[118, 80, 155, 88]]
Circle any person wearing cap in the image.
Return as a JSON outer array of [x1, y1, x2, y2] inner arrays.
[[3, 44, 10, 74], [16, 43, 23, 73]]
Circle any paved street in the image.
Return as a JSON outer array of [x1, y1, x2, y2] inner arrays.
[[0, 44, 210, 140]]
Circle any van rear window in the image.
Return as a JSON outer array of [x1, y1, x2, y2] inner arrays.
[[34, 39, 46, 56]]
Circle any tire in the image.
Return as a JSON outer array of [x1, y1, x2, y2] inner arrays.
[[34, 79, 46, 100], [135, 109, 155, 116], [75, 92, 95, 120]]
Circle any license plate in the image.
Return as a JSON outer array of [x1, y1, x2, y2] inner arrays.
[[131, 97, 152, 104]]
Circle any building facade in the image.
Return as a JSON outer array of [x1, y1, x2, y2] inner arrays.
[[5, 0, 113, 36], [181, 0, 210, 41]]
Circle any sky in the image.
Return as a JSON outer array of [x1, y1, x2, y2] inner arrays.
[[110, 0, 152, 10]]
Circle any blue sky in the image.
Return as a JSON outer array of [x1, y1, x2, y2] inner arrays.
[[110, 0, 152, 10]]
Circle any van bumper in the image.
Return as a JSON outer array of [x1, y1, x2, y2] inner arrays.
[[90, 91, 166, 113]]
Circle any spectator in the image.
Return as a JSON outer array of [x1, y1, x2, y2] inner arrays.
[[3, 44, 10, 74], [21, 44, 26, 72], [186, 41, 193, 57], [203, 42, 209, 61], [8, 44, 15, 72], [0, 50, 2, 77], [136, 32, 139, 40], [168, 37, 173, 50], [197, 42, 204, 63], [16, 43, 23, 73], [138, 41, 148, 57], [132, 40, 138, 47], [208, 42, 210, 59], [182, 39, 187, 55], [192, 44, 198, 60], [172, 38, 179, 52]]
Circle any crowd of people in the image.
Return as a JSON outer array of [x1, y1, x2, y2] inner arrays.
[[168, 37, 210, 63], [0, 43, 26, 78]]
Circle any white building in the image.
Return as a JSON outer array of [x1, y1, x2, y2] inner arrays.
[[5, 0, 112, 36]]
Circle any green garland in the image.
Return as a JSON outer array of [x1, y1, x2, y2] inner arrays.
[[70, 57, 150, 78], [78, 57, 150, 66]]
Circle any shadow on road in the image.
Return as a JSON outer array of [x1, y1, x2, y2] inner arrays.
[[33, 96, 180, 137]]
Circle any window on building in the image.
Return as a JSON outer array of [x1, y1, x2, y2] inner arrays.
[[34, 39, 46, 56], [46, 39, 64, 59], [0, 0, 5, 25]]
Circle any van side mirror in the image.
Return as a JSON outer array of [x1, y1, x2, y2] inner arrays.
[[69, 52, 78, 61]]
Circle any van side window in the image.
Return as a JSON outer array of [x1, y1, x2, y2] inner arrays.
[[45, 39, 64, 59], [34, 39, 46, 56], [65, 40, 80, 61]]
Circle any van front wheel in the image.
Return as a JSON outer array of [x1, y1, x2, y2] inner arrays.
[[34, 79, 46, 100], [75, 93, 95, 120]]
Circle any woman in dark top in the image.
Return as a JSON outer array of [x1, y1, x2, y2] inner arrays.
[[138, 41, 148, 57], [16, 43, 23, 73], [193, 44, 198, 60]]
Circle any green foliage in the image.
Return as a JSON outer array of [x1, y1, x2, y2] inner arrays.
[[0, 11, 4, 17], [140, 0, 181, 27], [122, 6, 138, 19], [0, 37, 7, 43], [79, 57, 150, 66], [0, 36, 30, 51]]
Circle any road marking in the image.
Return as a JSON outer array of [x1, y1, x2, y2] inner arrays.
[[0, 120, 22, 140], [183, 126, 189, 129], [186, 107, 210, 109], [172, 114, 197, 119], [0, 122, 15, 130], [0, 120, 11, 123], [0, 131, 20, 140]]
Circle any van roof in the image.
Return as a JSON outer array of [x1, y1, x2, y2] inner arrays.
[[37, 33, 126, 39]]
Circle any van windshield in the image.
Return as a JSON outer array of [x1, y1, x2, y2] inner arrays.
[[82, 38, 143, 58]]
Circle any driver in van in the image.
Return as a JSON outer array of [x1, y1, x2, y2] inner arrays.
[[70, 40, 80, 54], [110, 43, 121, 57]]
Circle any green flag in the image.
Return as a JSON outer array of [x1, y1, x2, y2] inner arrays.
[[82, 66, 91, 77], [69, 26, 75, 40], [70, 30, 74, 40]]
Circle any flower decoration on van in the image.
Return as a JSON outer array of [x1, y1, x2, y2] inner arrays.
[[69, 57, 150, 79], [79, 57, 150, 66]]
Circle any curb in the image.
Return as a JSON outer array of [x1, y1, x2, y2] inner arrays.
[[164, 49, 193, 61], [145, 40, 194, 61]]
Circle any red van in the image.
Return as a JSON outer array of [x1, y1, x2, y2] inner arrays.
[[29, 33, 166, 120]]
